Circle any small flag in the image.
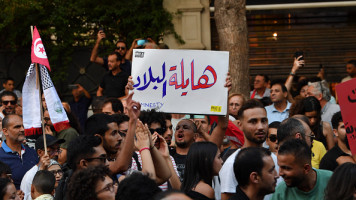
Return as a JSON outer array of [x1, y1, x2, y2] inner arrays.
[[31, 26, 51, 71]]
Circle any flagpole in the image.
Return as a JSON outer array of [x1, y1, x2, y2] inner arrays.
[[31, 26, 47, 155]]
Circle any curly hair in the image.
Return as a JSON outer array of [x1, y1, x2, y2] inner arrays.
[[66, 166, 111, 200]]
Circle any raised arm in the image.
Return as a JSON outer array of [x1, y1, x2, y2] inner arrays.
[[125, 38, 141, 61], [149, 132, 171, 185], [76, 84, 91, 99], [109, 93, 140, 173], [90, 30, 106, 65], [285, 56, 304, 103]]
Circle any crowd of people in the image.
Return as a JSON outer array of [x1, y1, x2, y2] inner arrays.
[[0, 30, 355, 200]]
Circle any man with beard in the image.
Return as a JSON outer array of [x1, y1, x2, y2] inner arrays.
[[220, 99, 280, 200], [96, 52, 130, 98], [170, 119, 197, 182], [0, 115, 38, 189], [0, 91, 18, 117], [231, 147, 279, 200], [271, 139, 332, 200], [320, 112, 355, 171]]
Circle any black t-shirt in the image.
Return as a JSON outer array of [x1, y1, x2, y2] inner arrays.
[[100, 70, 129, 98], [170, 148, 187, 182], [319, 145, 350, 171]]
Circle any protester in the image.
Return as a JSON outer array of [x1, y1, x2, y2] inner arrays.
[[324, 162, 356, 200], [266, 121, 280, 154], [47, 160, 62, 191], [154, 190, 192, 200], [250, 74, 270, 99], [320, 111, 355, 171], [96, 52, 130, 99], [181, 142, 222, 200], [0, 91, 18, 117], [101, 98, 124, 115], [21, 134, 64, 200], [55, 135, 108, 200], [306, 80, 340, 125], [265, 82, 291, 123], [231, 147, 279, 200], [1, 78, 22, 100], [30, 171, 55, 200], [0, 178, 20, 200], [0, 115, 38, 189], [68, 84, 91, 132], [341, 59, 356, 82], [228, 93, 245, 120], [67, 166, 116, 200], [219, 99, 279, 200], [271, 139, 332, 200]]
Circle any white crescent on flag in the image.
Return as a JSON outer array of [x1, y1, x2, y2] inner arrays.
[[33, 38, 47, 59]]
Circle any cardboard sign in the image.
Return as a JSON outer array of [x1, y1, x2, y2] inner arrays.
[[335, 79, 356, 155], [131, 49, 229, 115]]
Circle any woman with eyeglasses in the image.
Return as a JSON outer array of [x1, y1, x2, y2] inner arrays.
[[67, 166, 117, 200], [181, 142, 223, 200], [47, 160, 62, 190]]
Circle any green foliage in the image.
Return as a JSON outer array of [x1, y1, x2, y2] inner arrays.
[[0, 0, 182, 84]]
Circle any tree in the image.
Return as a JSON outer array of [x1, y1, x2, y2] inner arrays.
[[214, 0, 250, 97], [0, 0, 181, 84]]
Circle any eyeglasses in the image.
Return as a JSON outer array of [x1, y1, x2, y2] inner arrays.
[[48, 148, 62, 156], [84, 155, 108, 163], [149, 128, 166, 135], [44, 117, 51, 122], [268, 135, 277, 143], [116, 46, 126, 50], [96, 182, 118, 194], [2, 100, 16, 105], [229, 103, 240, 108], [49, 169, 63, 176], [305, 132, 316, 140]]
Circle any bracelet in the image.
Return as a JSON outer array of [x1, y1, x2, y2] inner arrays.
[[139, 147, 150, 154], [289, 72, 296, 76]]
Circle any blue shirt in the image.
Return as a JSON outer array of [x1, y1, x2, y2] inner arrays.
[[0, 141, 38, 189], [265, 102, 291, 124]]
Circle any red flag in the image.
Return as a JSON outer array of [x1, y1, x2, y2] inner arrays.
[[31, 26, 51, 71]]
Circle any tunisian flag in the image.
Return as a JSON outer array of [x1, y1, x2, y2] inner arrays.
[[31, 26, 51, 71]]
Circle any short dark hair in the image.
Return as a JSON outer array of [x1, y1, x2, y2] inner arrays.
[[277, 117, 306, 143], [325, 163, 356, 200], [278, 139, 311, 164], [112, 114, 130, 126], [115, 40, 127, 47], [0, 178, 11, 199], [256, 74, 270, 83], [237, 99, 265, 120], [67, 135, 102, 171], [0, 91, 18, 103], [103, 98, 124, 113], [269, 121, 281, 129], [85, 114, 117, 137], [347, 59, 356, 67], [178, 119, 197, 133], [271, 81, 287, 93], [32, 170, 55, 194], [3, 77, 14, 84], [139, 109, 166, 129], [108, 51, 123, 61], [233, 147, 271, 188], [116, 172, 161, 200], [2, 114, 21, 129], [67, 166, 111, 200], [331, 111, 342, 130]]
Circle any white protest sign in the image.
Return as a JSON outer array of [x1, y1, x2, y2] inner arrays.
[[132, 49, 229, 115]]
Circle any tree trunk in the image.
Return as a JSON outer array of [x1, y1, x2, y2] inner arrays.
[[214, 0, 250, 98]]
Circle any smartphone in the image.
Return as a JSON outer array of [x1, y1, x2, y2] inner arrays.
[[68, 84, 78, 90], [99, 27, 104, 32], [137, 39, 148, 46], [294, 51, 304, 61]]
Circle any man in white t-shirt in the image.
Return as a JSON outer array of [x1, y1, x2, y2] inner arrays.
[[219, 99, 280, 200]]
